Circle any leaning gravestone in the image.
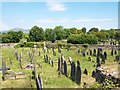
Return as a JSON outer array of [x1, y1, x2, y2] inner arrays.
[[63, 60, 67, 77], [76, 64, 82, 85], [70, 62, 76, 81]]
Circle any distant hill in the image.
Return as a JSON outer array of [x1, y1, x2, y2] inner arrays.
[[2, 28, 30, 33]]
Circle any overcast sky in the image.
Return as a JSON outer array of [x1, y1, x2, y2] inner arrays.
[[0, 0, 119, 31]]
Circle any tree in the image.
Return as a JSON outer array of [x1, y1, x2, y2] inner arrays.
[[54, 26, 64, 40], [81, 27, 86, 33], [29, 26, 44, 42], [88, 27, 99, 33], [45, 28, 56, 42], [8, 31, 23, 43]]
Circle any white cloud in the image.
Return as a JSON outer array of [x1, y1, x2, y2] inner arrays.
[[74, 18, 113, 22], [46, 0, 67, 11]]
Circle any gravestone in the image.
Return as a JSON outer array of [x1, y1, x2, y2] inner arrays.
[[84, 68, 88, 75], [111, 49, 114, 56], [70, 62, 76, 81], [63, 60, 67, 77], [39, 51, 41, 56], [92, 71, 96, 78], [58, 58, 61, 71], [96, 56, 100, 64], [101, 54, 105, 63], [114, 55, 120, 62], [36, 74, 42, 90], [58, 47, 61, 53], [114, 50, 117, 55], [78, 49, 80, 54], [76, 65, 81, 85], [89, 50, 92, 56], [0, 61, 10, 81], [51, 60, 54, 67], [104, 51, 107, 60], [77, 61, 80, 66], [14, 49, 18, 60], [61, 54, 64, 74], [93, 49, 96, 56]]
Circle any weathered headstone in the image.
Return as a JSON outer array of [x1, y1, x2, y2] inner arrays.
[[76, 65, 81, 85], [111, 49, 114, 56], [77, 61, 80, 66], [58, 58, 61, 71], [89, 50, 92, 56], [0, 61, 10, 81], [96, 56, 100, 64], [63, 60, 67, 77], [92, 71, 96, 78], [93, 49, 96, 56], [104, 51, 107, 60], [58, 47, 61, 53], [51, 60, 54, 67], [114, 50, 117, 55], [101, 54, 105, 63], [70, 62, 76, 81]]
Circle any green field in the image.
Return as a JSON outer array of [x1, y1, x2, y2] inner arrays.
[[1, 46, 119, 88]]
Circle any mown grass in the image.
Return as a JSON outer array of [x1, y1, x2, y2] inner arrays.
[[1, 46, 118, 88]]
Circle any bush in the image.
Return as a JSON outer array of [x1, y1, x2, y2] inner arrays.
[[67, 34, 98, 44]]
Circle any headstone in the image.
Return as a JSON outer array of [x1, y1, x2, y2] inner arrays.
[[0, 61, 10, 81], [89, 50, 92, 56], [92, 71, 96, 78], [101, 54, 105, 63], [93, 49, 96, 56], [84, 68, 88, 75], [114, 55, 120, 62], [76, 65, 81, 85], [77, 61, 80, 66], [61, 54, 64, 74], [52, 48, 56, 56], [96, 56, 100, 64], [78, 49, 80, 54], [63, 60, 67, 77], [111, 49, 114, 56], [58, 47, 61, 53], [70, 62, 76, 81], [58, 58, 61, 71], [114, 50, 117, 55], [104, 51, 107, 60], [14, 49, 18, 60]]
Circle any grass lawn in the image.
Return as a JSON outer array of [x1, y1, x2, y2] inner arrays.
[[1, 46, 119, 88]]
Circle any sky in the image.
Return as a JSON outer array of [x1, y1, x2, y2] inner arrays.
[[0, 0, 119, 31]]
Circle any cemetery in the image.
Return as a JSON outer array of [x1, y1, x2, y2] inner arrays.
[[1, 39, 120, 89], [1, 1, 120, 89]]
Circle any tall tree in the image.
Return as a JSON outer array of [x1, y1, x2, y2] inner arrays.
[[29, 26, 44, 42]]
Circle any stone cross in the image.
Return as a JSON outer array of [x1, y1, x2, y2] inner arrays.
[[0, 61, 10, 81]]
